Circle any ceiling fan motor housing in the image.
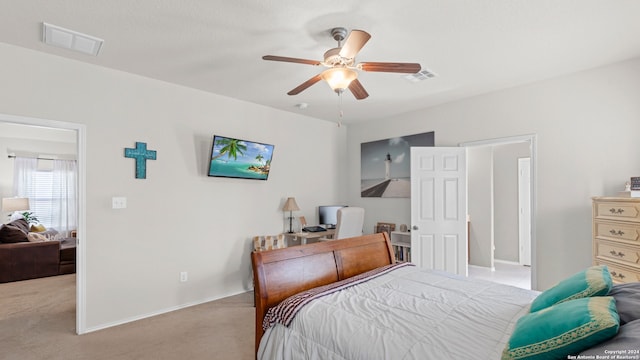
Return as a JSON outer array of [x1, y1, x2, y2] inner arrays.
[[324, 28, 354, 67], [323, 48, 354, 67]]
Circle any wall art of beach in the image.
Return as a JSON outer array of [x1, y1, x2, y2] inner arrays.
[[208, 135, 274, 180]]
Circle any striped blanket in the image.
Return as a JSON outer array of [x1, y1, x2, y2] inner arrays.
[[262, 262, 414, 331]]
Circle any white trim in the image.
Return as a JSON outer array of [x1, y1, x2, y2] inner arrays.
[[517, 157, 532, 266], [0, 113, 87, 334], [460, 133, 538, 290], [468, 264, 496, 272], [459, 134, 535, 148], [494, 259, 521, 266]]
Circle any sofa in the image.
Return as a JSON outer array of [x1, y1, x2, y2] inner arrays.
[[0, 218, 76, 283]]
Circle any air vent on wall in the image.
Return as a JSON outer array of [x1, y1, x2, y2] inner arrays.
[[42, 22, 104, 56], [404, 69, 437, 83]]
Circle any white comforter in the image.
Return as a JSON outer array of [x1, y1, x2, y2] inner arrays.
[[258, 266, 538, 360]]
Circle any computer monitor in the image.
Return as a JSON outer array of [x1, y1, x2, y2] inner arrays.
[[318, 205, 347, 229]]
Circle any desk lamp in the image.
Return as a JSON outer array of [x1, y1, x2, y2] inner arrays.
[[282, 197, 300, 233]]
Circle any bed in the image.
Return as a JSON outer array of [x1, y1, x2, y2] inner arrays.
[[251, 233, 639, 359]]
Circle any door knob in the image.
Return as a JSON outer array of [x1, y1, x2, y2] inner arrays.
[[412, 225, 419, 230]]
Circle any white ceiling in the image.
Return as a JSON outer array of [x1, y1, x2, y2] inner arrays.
[[2, 0, 640, 124]]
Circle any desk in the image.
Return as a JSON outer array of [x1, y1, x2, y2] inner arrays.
[[284, 229, 335, 246]]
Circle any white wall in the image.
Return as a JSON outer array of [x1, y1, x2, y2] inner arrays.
[[0, 43, 346, 331], [348, 57, 640, 290]]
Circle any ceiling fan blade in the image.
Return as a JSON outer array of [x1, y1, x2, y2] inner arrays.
[[287, 74, 323, 95], [348, 79, 369, 100], [339, 30, 371, 59], [262, 55, 321, 66], [359, 62, 421, 73]]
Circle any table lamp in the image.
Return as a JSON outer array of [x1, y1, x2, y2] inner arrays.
[[2, 197, 30, 220], [282, 197, 300, 233]]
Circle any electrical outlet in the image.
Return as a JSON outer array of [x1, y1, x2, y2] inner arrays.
[[112, 197, 127, 209], [180, 271, 188, 282]]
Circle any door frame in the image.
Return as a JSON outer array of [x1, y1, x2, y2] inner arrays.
[[518, 157, 532, 266], [0, 113, 87, 334], [460, 134, 537, 290]]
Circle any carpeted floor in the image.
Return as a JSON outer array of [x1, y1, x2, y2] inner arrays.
[[0, 274, 255, 360]]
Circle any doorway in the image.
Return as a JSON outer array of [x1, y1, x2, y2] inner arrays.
[[460, 135, 537, 290], [0, 113, 86, 334]]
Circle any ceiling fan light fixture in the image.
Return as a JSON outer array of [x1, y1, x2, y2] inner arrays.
[[321, 68, 357, 93]]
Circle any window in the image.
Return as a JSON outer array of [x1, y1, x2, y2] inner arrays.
[[13, 157, 77, 236]]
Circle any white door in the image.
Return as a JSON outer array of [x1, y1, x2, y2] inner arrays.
[[410, 147, 468, 276], [518, 157, 532, 266]]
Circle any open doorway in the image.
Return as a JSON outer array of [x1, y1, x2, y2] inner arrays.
[[461, 135, 537, 290], [0, 114, 86, 334]]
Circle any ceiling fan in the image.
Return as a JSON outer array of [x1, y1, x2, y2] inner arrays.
[[262, 27, 421, 100]]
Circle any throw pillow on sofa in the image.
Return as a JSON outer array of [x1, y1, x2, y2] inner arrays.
[[0, 218, 30, 243], [30, 223, 47, 232], [11, 218, 30, 233], [27, 232, 48, 242]]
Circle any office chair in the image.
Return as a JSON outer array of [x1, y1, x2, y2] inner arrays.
[[332, 207, 365, 240]]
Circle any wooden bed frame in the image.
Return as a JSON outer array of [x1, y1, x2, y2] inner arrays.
[[250, 232, 395, 354]]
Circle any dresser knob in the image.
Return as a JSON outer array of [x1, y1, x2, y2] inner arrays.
[[609, 229, 625, 236], [609, 208, 625, 214], [610, 271, 626, 280], [609, 250, 625, 258]]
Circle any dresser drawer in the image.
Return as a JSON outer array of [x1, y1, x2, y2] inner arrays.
[[593, 220, 640, 244], [595, 240, 640, 267], [595, 260, 640, 284], [593, 201, 640, 223]]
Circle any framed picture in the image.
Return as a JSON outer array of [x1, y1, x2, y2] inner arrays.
[[375, 222, 396, 236], [361, 131, 434, 198]]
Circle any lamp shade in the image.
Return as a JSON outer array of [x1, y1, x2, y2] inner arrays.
[[321, 67, 358, 92], [282, 197, 300, 212], [2, 197, 30, 212]]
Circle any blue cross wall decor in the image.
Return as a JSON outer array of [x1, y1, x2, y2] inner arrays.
[[124, 142, 157, 179]]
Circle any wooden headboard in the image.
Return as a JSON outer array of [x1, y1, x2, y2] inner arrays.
[[250, 232, 395, 354]]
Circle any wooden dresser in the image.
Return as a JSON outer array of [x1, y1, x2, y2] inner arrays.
[[592, 197, 640, 283]]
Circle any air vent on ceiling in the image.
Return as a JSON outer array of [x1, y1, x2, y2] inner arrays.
[[42, 22, 104, 56], [404, 69, 437, 83]]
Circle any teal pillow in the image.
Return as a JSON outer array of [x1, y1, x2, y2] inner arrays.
[[530, 265, 612, 313], [503, 296, 620, 360]]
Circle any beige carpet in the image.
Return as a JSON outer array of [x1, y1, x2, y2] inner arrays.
[[0, 274, 255, 360]]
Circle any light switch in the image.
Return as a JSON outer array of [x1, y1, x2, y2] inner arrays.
[[112, 197, 127, 209]]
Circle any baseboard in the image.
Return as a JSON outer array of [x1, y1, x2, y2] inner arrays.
[[468, 264, 496, 272], [82, 289, 252, 334], [494, 259, 521, 266]]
